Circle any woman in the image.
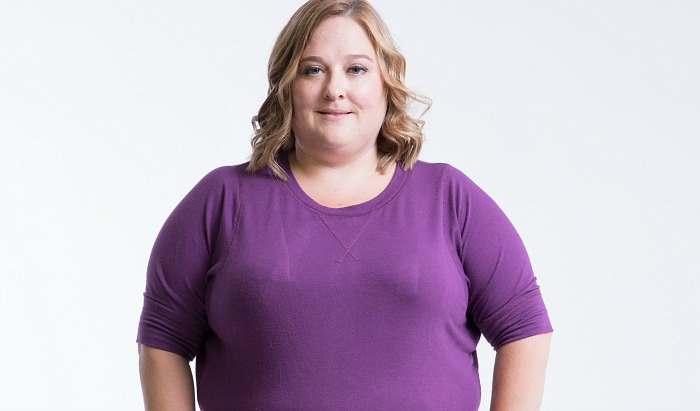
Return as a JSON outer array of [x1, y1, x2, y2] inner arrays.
[[137, 1, 553, 410]]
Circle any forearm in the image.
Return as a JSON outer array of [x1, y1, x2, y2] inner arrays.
[[139, 344, 195, 411], [490, 332, 552, 411]]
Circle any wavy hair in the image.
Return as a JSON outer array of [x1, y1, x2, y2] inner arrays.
[[247, 0, 431, 179]]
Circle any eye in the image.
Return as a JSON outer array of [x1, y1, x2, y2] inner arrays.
[[348, 65, 368, 75], [302, 66, 323, 76]]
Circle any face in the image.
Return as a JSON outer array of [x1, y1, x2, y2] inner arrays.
[[290, 17, 387, 163]]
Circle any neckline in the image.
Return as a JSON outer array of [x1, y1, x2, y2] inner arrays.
[[279, 153, 408, 216]]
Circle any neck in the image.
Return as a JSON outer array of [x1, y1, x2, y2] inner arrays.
[[291, 143, 389, 178], [288, 148, 396, 208]]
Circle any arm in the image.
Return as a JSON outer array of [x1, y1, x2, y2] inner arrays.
[[138, 344, 195, 411], [490, 332, 552, 411]]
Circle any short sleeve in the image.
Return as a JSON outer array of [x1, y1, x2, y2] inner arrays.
[[447, 167, 552, 350], [137, 167, 237, 360]]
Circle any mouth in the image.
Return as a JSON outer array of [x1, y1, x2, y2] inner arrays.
[[317, 109, 351, 121], [318, 109, 351, 115]]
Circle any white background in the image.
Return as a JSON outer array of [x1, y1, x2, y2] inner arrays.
[[1, 1, 698, 410]]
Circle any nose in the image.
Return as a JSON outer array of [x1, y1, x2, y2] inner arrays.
[[324, 70, 346, 100]]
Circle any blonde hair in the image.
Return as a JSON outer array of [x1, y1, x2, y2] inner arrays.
[[248, 0, 430, 179]]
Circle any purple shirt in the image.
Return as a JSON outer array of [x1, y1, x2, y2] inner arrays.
[[137, 157, 552, 410]]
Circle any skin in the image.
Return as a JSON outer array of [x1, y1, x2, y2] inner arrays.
[[138, 344, 194, 411], [289, 16, 394, 208], [290, 16, 387, 166], [139, 16, 551, 410], [491, 333, 553, 410]]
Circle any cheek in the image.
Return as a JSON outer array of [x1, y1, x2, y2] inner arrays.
[[291, 82, 310, 114], [356, 78, 387, 111], [290, 83, 301, 113], [292, 81, 317, 105]]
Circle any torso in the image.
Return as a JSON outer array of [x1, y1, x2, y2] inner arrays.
[[199, 158, 478, 410], [138, 157, 552, 411]]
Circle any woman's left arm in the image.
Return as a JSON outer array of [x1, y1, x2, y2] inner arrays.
[[490, 332, 552, 411]]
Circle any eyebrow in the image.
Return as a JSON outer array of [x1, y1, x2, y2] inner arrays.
[[299, 54, 374, 64]]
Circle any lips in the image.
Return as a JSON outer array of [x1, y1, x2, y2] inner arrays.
[[318, 109, 351, 115], [317, 109, 351, 121]]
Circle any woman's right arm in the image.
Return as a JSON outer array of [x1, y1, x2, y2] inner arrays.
[[138, 344, 195, 411]]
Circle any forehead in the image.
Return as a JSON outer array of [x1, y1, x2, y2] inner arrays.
[[302, 16, 376, 56]]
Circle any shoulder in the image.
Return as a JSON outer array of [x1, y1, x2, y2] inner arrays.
[[196, 163, 248, 188], [408, 160, 505, 219], [189, 162, 279, 195], [408, 160, 480, 193]]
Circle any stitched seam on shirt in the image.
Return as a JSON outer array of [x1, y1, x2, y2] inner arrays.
[[344, 211, 373, 255], [279, 162, 412, 217], [318, 214, 361, 262], [438, 165, 466, 275], [218, 169, 244, 278]]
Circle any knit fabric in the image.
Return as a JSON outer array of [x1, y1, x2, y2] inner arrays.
[[137, 157, 552, 410]]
